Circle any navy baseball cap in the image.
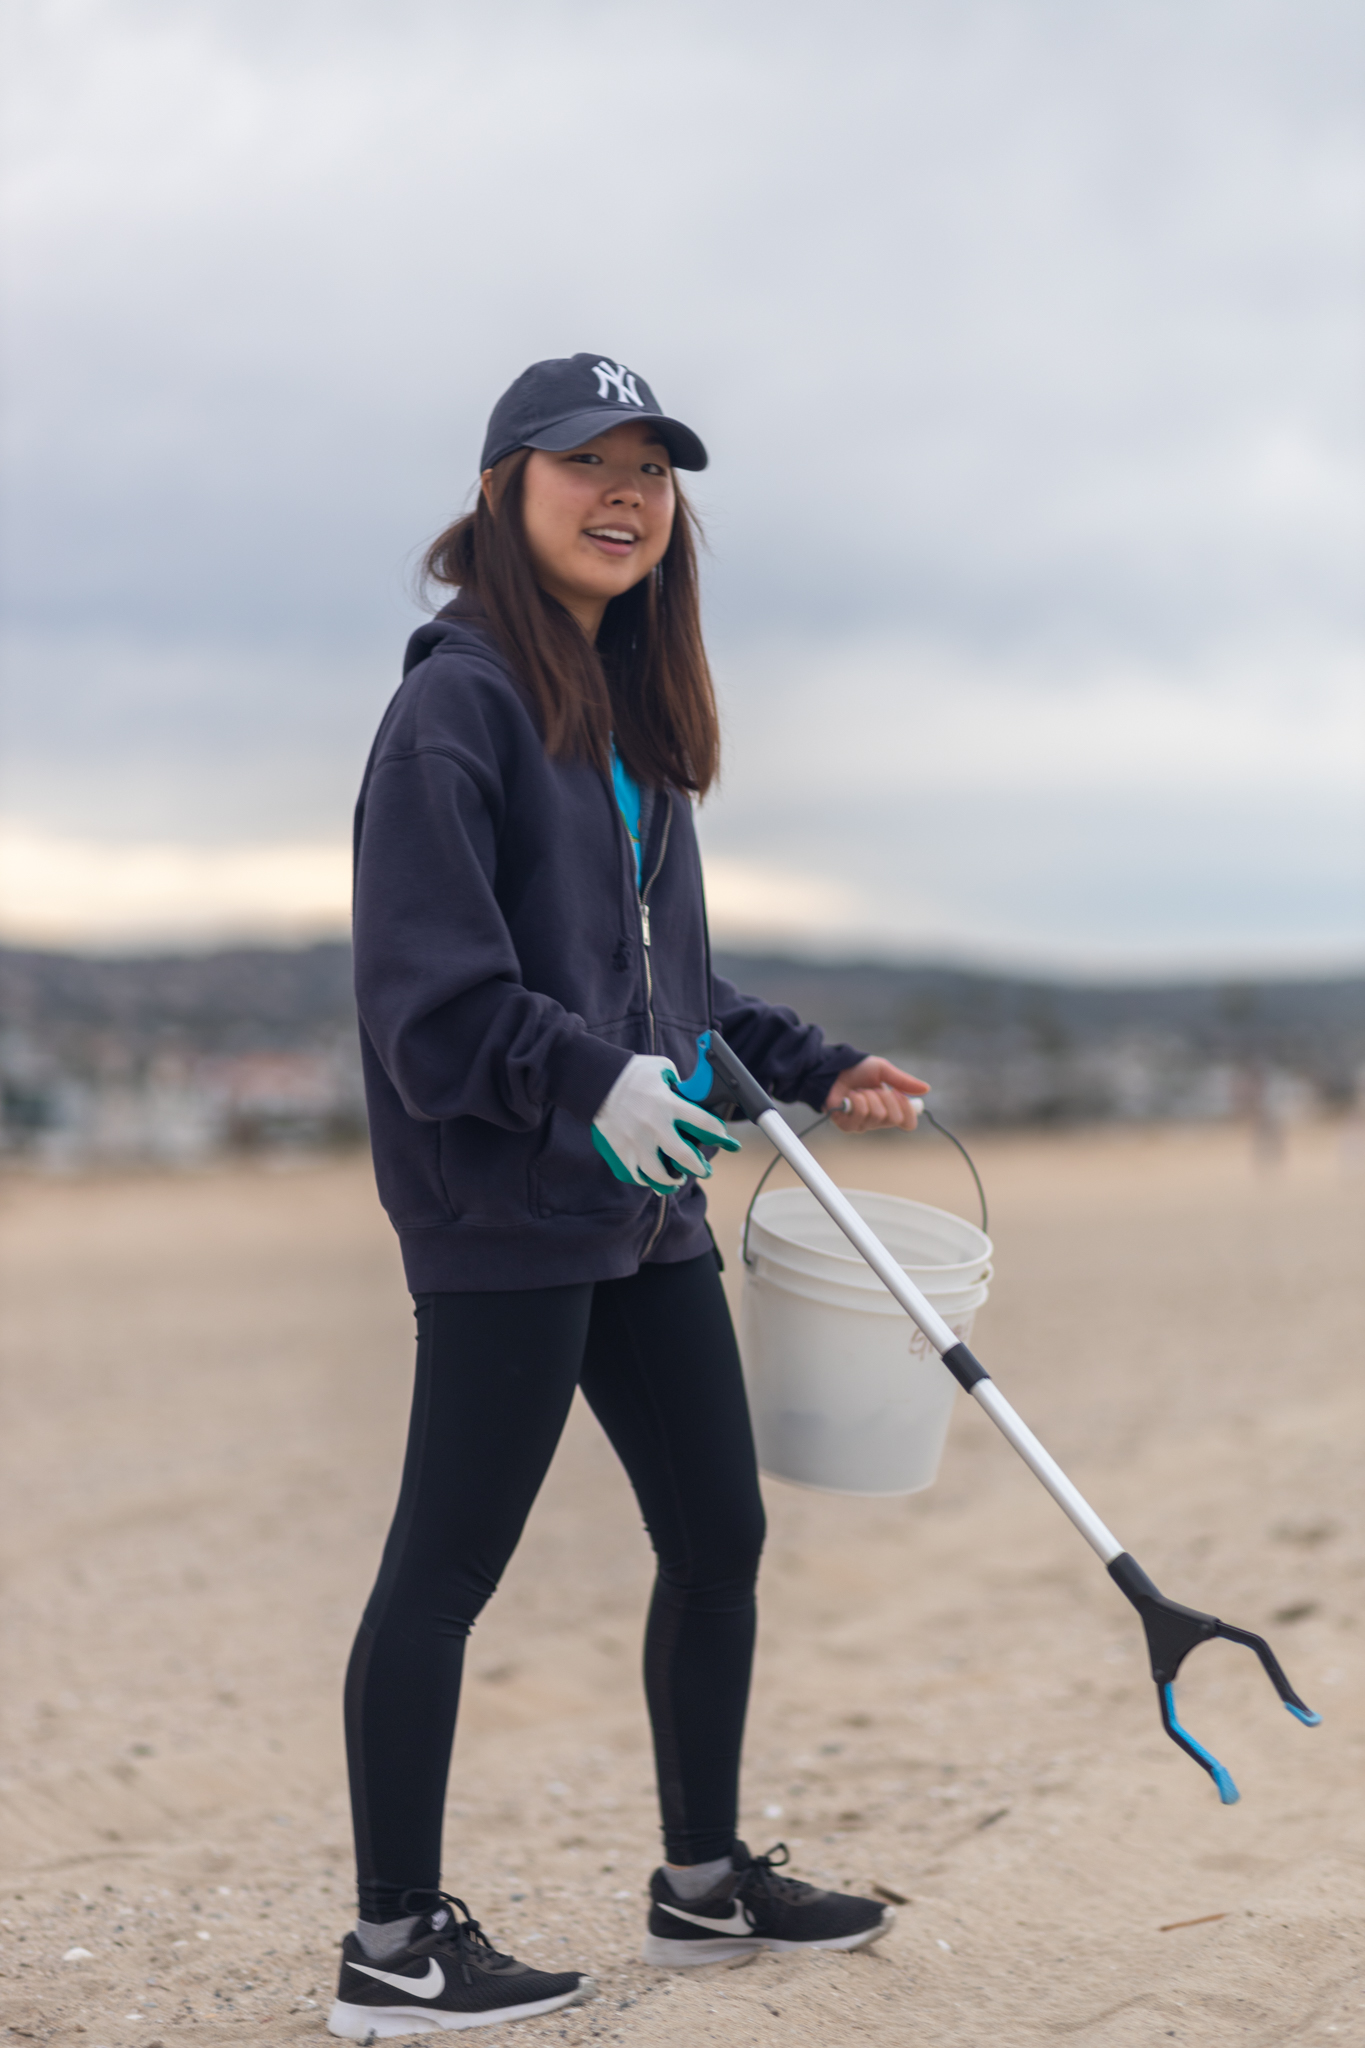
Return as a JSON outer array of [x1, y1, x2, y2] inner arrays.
[[479, 353, 708, 473]]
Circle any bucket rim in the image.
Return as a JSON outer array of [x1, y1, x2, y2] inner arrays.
[[747, 1184, 992, 1276], [745, 1253, 990, 1315]]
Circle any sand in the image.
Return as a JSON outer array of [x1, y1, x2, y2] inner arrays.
[[1, 1120, 1362, 2046]]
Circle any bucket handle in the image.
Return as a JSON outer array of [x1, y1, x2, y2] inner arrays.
[[741, 1105, 988, 1269]]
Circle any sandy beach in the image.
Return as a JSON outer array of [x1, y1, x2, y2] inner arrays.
[[2, 1119, 1362, 2045]]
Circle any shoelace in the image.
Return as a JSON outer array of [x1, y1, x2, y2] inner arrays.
[[398, 1889, 514, 1985], [734, 1843, 816, 1920]]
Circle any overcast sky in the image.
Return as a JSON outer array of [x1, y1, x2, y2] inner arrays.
[[2, 0, 1362, 971]]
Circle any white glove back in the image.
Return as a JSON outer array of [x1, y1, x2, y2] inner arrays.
[[591, 1054, 739, 1194]]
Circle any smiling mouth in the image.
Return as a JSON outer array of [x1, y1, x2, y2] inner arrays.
[[584, 527, 639, 549]]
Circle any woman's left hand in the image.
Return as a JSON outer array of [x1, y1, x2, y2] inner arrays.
[[826, 1056, 929, 1133]]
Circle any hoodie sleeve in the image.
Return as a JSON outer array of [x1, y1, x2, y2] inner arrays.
[[353, 744, 630, 1129], [709, 971, 866, 1115]]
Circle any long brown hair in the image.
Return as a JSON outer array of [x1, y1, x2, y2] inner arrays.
[[421, 450, 720, 795]]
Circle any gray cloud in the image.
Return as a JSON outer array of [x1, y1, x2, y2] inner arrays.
[[2, 0, 1362, 960]]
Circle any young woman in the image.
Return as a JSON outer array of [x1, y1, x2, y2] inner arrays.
[[331, 354, 926, 2039]]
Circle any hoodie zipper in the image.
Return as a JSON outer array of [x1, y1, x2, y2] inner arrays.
[[637, 800, 672, 1053], [633, 797, 674, 1255]]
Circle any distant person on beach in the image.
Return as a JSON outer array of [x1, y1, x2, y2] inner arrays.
[[331, 355, 927, 2038]]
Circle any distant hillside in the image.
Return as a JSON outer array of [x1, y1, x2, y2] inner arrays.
[[0, 941, 355, 1059], [713, 952, 1365, 1099], [1, 941, 1361, 1157], [712, 952, 1364, 1125]]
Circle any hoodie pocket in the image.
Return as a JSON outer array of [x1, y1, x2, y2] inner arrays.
[[530, 1106, 650, 1220], [437, 1117, 537, 1223]]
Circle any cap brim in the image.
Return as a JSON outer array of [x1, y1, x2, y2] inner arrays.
[[489, 407, 707, 472]]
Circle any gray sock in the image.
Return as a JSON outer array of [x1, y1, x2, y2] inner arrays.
[[663, 1855, 733, 1901], [355, 1912, 422, 1960]]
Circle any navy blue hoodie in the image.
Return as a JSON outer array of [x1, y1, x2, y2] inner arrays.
[[353, 600, 864, 1292]]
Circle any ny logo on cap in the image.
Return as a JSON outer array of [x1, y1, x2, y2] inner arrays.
[[593, 360, 643, 407]]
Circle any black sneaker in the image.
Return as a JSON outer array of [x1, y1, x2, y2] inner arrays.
[[642, 1840, 893, 1967], [327, 1897, 593, 2037]]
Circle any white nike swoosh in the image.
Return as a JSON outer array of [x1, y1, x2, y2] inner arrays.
[[349, 1957, 445, 1998], [657, 1899, 749, 1933]]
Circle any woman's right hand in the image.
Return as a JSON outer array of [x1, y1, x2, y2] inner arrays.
[[592, 1055, 740, 1194]]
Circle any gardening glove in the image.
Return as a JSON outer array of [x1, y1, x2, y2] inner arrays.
[[591, 1054, 739, 1195]]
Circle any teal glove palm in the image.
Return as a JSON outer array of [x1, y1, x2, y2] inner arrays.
[[591, 1054, 739, 1195]]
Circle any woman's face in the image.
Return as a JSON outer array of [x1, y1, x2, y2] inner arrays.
[[505, 420, 677, 637]]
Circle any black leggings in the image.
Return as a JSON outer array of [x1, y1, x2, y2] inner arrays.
[[344, 1250, 766, 1918]]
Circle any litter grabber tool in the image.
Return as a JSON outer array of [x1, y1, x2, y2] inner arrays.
[[672, 1030, 1321, 1804]]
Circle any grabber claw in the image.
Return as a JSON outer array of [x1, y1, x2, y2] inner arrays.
[[1108, 1553, 1321, 1803]]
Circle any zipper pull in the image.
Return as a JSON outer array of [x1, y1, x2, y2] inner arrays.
[[640, 902, 652, 947]]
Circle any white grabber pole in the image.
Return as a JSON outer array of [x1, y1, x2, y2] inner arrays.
[[683, 1031, 1322, 1804]]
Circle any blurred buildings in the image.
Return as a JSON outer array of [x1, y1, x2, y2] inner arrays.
[[1, 942, 1361, 1167], [0, 944, 366, 1165], [718, 956, 1363, 1129]]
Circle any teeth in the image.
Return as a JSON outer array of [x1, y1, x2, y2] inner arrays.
[[588, 528, 636, 542]]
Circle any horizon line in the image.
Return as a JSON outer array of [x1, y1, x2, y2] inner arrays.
[[3, 929, 1363, 993]]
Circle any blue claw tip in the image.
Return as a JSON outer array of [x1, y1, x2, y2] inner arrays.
[[1162, 1684, 1241, 1804], [1284, 1702, 1322, 1727], [1210, 1759, 1241, 1805]]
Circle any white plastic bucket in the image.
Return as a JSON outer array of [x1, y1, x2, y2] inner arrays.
[[739, 1187, 993, 1497]]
